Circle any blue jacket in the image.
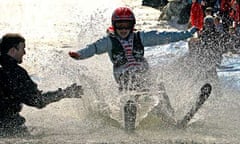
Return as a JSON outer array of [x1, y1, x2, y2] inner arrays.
[[76, 27, 197, 64]]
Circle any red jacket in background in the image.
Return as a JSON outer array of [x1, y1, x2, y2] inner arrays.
[[190, 2, 204, 30], [233, 5, 240, 24], [220, 0, 232, 12], [230, 0, 240, 25]]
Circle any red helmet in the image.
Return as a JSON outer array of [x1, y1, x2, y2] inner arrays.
[[111, 7, 136, 26]]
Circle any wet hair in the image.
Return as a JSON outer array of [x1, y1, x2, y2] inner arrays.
[[0, 33, 25, 54]]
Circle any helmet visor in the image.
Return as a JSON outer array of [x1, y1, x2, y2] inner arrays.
[[114, 21, 134, 30]]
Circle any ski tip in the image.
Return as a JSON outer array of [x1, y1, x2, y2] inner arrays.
[[201, 83, 212, 95]]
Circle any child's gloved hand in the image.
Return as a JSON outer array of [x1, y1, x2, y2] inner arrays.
[[69, 51, 80, 59], [63, 83, 83, 98]]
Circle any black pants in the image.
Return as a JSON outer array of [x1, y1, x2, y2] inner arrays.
[[0, 114, 29, 137]]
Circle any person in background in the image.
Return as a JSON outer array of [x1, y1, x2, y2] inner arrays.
[[190, 0, 204, 32], [0, 33, 83, 136], [230, 0, 240, 33], [188, 15, 240, 96], [204, 0, 218, 11], [177, 0, 193, 24], [189, 16, 227, 72], [159, 0, 189, 22], [205, 6, 214, 16], [214, 16, 224, 32], [219, 0, 233, 32]]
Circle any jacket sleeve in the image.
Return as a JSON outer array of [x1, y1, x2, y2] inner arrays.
[[18, 68, 67, 108], [76, 36, 112, 59], [139, 27, 197, 47]]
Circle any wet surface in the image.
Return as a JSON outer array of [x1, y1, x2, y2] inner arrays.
[[0, 0, 240, 143]]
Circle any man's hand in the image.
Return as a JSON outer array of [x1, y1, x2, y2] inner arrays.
[[69, 51, 80, 59], [63, 83, 83, 98]]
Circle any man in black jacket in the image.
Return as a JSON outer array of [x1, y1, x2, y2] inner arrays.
[[0, 33, 83, 136]]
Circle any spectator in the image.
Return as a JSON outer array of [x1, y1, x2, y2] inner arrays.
[[219, 0, 233, 32], [190, 0, 204, 31], [0, 33, 83, 136], [205, 6, 214, 16], [214, 16, 224, 32]]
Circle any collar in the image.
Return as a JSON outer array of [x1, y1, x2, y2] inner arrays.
[[0, 54, 18, 67]]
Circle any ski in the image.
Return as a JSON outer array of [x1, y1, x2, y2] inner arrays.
[[177, 83, 212, 129], [124, 100, 137, 132]]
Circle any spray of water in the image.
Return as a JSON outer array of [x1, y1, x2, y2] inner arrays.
[[1, 0, 240, 143]]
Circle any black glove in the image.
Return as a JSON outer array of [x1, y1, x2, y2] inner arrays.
[[63, 83, 83, 98]]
